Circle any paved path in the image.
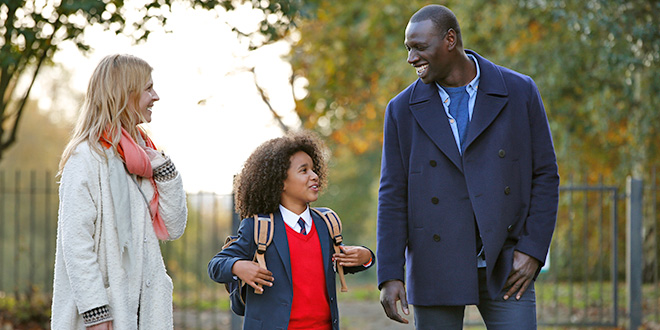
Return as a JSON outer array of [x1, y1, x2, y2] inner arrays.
[[174, 301, 489, 329]]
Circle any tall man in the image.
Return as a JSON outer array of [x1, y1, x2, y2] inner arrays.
[[377, 5, 559, 329]]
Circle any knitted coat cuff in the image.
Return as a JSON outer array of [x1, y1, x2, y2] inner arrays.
[[153, 157, 178, 182], [82, 305, 113, 326]]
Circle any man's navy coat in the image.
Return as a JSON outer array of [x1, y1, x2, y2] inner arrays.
[[377, 50, 559, 306]]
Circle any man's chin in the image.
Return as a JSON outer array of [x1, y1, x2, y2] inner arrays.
[[419, 76, 434, 84]]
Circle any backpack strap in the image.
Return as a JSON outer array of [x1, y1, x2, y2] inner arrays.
[[312, 207, 348, 292], [252, 213, 274, 294]]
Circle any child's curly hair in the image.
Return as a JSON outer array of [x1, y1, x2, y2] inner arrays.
[[234, 130, 328, 219]]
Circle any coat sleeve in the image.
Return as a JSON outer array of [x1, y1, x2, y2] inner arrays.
[[515, 77, 560, 265], [155, 171, 188, 240], [58, 150, 110, 313], [208, 218, 256, 284], [376, 100, 410, 289]]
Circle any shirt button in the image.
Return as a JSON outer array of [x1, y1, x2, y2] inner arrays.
[[431, 197, 439, 204], [430, 160, 437, 167], [504, 186, 511, 195], [450, 118, 455, 124], [499, 149, 506, 158], [433, 234, 441, 242]]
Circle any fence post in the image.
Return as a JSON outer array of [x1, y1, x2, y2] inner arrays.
[[230, 193, 243, 330], [626, 177, 643, 330]]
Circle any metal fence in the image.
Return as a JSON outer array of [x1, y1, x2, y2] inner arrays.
[[643, 169, 660, 326], [537, 181, 621, 327], [1, 169, 659, 329]]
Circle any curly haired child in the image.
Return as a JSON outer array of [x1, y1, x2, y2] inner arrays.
[[208, 130, 374, 330]]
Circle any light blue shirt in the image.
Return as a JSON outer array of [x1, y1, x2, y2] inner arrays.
[[435, 55, 485, 267], [435, 54, 481, 155]]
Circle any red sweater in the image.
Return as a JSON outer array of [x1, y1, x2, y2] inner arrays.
[[285, 222, 332, 330]]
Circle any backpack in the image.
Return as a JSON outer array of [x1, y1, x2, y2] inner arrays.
[[222, 207, 346, 316]]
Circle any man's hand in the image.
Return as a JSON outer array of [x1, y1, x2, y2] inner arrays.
[[379, 280, 409, 324], [88, 321, 113, 329], [231, 260, 274, 293], [503, 251, 540, 300]]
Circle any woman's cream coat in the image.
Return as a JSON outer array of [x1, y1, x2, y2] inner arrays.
[[51, 141, 187, 329]]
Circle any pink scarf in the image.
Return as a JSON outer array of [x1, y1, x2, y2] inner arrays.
[[101, 127, 169, 240]]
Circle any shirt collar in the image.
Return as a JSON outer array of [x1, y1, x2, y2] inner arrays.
[[279, 204, 312, 230], [466, 53, 480, 94]]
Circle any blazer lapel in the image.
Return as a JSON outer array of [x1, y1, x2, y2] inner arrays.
[[272, 211, 293, 285], [409, 80, 463, 170], [463, 50, 509, 151], [312, 210, 332, 275]]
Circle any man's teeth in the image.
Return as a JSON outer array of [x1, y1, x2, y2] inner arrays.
[[416, 64, 428, 75]]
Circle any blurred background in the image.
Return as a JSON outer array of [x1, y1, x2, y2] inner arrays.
[[1, 0, 659, 329]]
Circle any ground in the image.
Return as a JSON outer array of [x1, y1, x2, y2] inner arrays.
[[174, 301, 492, 330]]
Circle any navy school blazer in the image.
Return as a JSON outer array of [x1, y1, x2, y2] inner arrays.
[[208, 209, 374, 330], [376, 50, 559, 306]]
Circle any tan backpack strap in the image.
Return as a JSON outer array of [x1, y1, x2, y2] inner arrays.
[[312, 207, 348, 292], [253, 213, 274, 294]]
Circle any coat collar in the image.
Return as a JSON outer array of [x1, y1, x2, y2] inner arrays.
[[272, 209, 331, 285], [408, 50, 509, 169]]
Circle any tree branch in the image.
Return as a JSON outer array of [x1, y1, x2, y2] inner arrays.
[[249, 67, 289, 133], [1, 41, 50, 153]]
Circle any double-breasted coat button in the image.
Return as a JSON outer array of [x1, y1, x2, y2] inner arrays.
[[433, 234, 441, 242], [430, 160, 437, 167], [498, 149, 506, 158], [507, 225, 514, 232], [146, 280, 151, 287], [431, 197, 439, 204], [504, 186, 511, 195]]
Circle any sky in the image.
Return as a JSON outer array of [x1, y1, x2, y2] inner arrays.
[[42, 2, 302, 194]]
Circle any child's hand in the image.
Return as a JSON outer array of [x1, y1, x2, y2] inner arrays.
[[333, 246, 371, 267], [231, 260, 274, 293]]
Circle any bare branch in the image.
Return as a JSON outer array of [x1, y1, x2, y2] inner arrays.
[[249, 67, 289, 133], [1, 42, 50, 152]]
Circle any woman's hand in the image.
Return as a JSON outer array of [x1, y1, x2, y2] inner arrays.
[[141, 146, 167, 169], [333, 246, 371, 267], [88, 321, 113, 329], [231, 260, 274, 293]]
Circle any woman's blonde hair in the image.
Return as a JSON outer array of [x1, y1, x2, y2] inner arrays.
[[58, 54, 153, 174]]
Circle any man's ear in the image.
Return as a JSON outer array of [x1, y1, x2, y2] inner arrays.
[[446, 28, 457, 51]]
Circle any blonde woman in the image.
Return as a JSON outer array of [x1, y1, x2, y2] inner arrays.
[[51, 54, 187, 329]]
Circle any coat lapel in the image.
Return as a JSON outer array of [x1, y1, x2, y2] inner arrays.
[[408, 81, 463, 170], [463, 50, 509, 151], [272, 209, 332, 284], [272, 211, 293, 284]]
